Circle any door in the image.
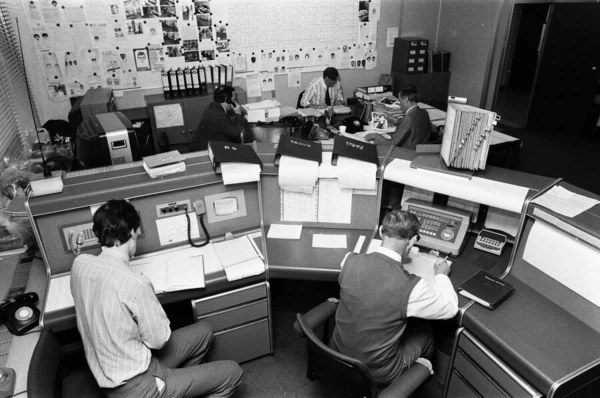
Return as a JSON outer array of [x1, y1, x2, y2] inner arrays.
[[528, 3, 600, 135]]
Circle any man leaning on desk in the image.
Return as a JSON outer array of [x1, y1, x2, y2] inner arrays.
[[300, 67, 345, 108], [331, 210, 458, 392], [192, 85, 246, 147], [70, 199, 243, 398], [366, 84, 432, 149]]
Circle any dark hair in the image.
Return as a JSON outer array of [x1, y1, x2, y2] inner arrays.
[[214, 84, 235, 103], [323, 67, 339, 81], [398, 84, 419, 102], [381, 210, 420, 240], [93, 199, 140, 247]]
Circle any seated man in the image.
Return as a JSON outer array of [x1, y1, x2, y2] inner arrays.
[[366, 84, 432, 149], [71, 199, 243, 398], [301, 67, 345, 108], [331, 210, 458, 387], [192, 85, 246, 147]]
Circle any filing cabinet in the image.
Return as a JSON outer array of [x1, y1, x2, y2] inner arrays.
[[191, 282, 273, 364]]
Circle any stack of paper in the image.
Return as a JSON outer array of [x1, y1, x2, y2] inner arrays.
[[131, 247, 205, 293], [143, 150, 186, 178], [333, 105, 352, 115], [220, 162, 261, 185], [336, 156, 377, 190], [29, 171, 65, 197], [297, 108, 324, 118], [213, 235, 265, 281], [278, 155, 319, 194], [440, 103, 498, 171]]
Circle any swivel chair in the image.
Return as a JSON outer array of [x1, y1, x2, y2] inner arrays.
[[297, 90, 306, 109], [27, 329, 102, 398], [294, 300, 431, 398]]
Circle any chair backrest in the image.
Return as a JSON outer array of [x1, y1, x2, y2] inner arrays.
[[296, 313, 377, 398], [243, 123, 291, 143], [28, 329, 64, 398], [297, 90, 306, 109]]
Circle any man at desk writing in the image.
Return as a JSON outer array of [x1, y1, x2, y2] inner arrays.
[[300, 67, 345, 108], [71, 199, 242, 398], [192, 85, 246, 148], [366, 84, 432, 149], [331, 210, 458, 391]]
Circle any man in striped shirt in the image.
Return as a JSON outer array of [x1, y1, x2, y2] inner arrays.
[[71, 199, 242, 398], [301, 67, 345, 108]]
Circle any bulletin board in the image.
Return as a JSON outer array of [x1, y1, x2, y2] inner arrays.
[[23, 0, 380, 101]]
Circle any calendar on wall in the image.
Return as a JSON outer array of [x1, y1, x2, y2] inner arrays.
[[23, 0, 380, 101]]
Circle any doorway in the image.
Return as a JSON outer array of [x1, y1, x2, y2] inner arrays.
[[495, 3, 550, 131]]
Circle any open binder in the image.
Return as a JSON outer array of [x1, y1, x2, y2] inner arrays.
[[331, 135, 378, 166], [274, 135, 322, 165], [208, 141, 262, 173]]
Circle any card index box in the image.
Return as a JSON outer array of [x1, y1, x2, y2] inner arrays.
[[208, 141, 263, 173], [274, 135, 322, 165], [331, 135, 379, 166], [458, 271, 515, 310]]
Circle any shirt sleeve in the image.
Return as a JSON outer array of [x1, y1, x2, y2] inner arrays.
[[217, 111, 245, 142], [406, 275, 459, 319], [335, 83, 345, 105], [390, 115, 411, 147], [301, 82, 319, 107], [130, 281, 171, 350]]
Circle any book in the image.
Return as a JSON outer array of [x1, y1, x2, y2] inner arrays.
[[208, 141, 262, 173], [190, 66, 200, 96], [275, 135, 322, 165], [183, 67, 192, 97], [161, 69, 172, 99], [28, 171, 65, 197], [176, 68, 186, 97], [131, 249, 205, 293], [206, 65, 214, 94], [458, 271, 514, 310], [226, 64, 234, 86], [199, 66, 207, 95], [143, 150, 186, 178], [168, 69, 178, 98], [331, 135, 379, 166]]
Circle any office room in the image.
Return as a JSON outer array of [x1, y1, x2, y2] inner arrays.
[[1, 0, 600, 397]]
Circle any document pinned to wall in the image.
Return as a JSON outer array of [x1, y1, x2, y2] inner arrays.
[[532, 185, 600, 218], [288, 68, 301, 88], [387, 27, 399, 47], [246, 73, 262, 98]]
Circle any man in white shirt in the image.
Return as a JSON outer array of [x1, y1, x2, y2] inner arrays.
[[300, 67, 345, 108], [331, 209, 458, 387]]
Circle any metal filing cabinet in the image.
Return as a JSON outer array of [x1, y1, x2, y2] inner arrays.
[[191, 282, 272, 364], [444, 329, 542, 398]]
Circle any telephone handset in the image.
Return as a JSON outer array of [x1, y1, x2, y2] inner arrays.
[[0, 291, 40, 336], [226, 97, 237, 108], [402, 199, 472, 256]]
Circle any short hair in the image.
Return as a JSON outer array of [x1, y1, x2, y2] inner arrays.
[[380, 210, 420, 240], [214, 84, 235, 103], [323, 67, 339, 81], [93, 199, 140, 247], [398, 84, 420, 102]]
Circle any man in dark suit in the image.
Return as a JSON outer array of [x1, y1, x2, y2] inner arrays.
[[365, 84, 432, 149], [192, 85, 246, 149]]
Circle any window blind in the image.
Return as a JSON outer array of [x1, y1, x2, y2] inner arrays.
[[0, 1, 36, 160]]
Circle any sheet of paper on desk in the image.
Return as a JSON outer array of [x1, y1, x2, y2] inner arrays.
[[298, 108, 324, 117], [312, 234, 347, 248], [244, 99, 281, 110], [523, 221, 600, 307], [246, 109, 266, 123], [268, 224, 303, 239], [403, 248, 452, 287], [278, 155, 318, 194], [336, 156, 377, 190], [220, 162, 261, 185], [46, 274, 74, 312], [223, 256, 265, 282], [213, 235, 260, 268], [531, 185, 600, 218], [317, 179, 352, 223]]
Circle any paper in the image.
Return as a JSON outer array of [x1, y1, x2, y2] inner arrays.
[[278, 155, 319, 193], [523, 221, 600, 307], [268, 224, 303, 240], [318, 151, 338, 179], [156, 214, 200, 246], [353, 235, 366, 253], [155, 104, 184, 128], [201, 244, 225, 275], [317, 179, 352, 223], [387, 27, 399, 47], [485, 207, 521, 238], [46, 274, 74, 312], [403, 248, 451, 287], [246, 109, 266, 123], [336, 157, 377, 190], [220, 162, 261, 185], [213, 235, 259, 268], [244, 99, 281, 110], [312, 234, 347, 249], [223, 256, 266, 282], [384, 158, 528, 213], [246, 74, 262, 98], [281, 189, 318, 222], [532, 185, 600, 218]]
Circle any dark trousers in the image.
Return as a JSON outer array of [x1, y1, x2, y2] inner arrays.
[[103, 321, 243, 398]]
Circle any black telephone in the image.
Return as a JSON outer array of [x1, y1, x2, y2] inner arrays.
[[226, 97, 237, 107], [0, 292, 40, 336]]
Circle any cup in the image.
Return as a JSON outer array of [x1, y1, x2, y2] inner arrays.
[[339, 125, 347, 134]]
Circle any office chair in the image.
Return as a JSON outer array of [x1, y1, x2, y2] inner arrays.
[[297, 90, 306, 109], [243, 123, 291, 144], [28, 329, 103, 398], [294, 300, 431, 398]]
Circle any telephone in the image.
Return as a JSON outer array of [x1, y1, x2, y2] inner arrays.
[[0, 367, 15, 398], [402, 199, 472, 256], [0, 292, 40, 336], [226, 97, 237, 107]]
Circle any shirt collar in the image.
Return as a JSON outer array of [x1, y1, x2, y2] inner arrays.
[[100, 248, 130, 266], [405, 104, 418, 114], [376, 246, 402, 263]]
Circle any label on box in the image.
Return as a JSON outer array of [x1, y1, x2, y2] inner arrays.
[[410, 50, 416, 55], [409, 58, 415, 63]]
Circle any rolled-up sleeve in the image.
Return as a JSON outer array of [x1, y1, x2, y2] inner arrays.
[[407, 275, 459, 319]]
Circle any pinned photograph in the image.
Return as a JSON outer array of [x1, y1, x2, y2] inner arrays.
[[197, 14, 211, 27], [199, 27, 213, 41], [167, 46, 183, 58], [371, 112, 388, 130], [183, 39, 198, 51], [201, 50, 215, 60], [359, 0, 370, 22], [216, 25, 227, 41], [194, 1, 210, 14], [134, 48, 151, 71], [184, 51, 200, 62], [216, 40, 229, 53]]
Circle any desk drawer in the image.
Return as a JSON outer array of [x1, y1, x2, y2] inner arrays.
[[452, 331, 541, 398], [192, 282, 267, 316], [197, 299, 268, 331], [207, 318, 271, 364]]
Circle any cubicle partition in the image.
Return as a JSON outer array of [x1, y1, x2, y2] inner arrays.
[[26, 152, 273, 363]]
